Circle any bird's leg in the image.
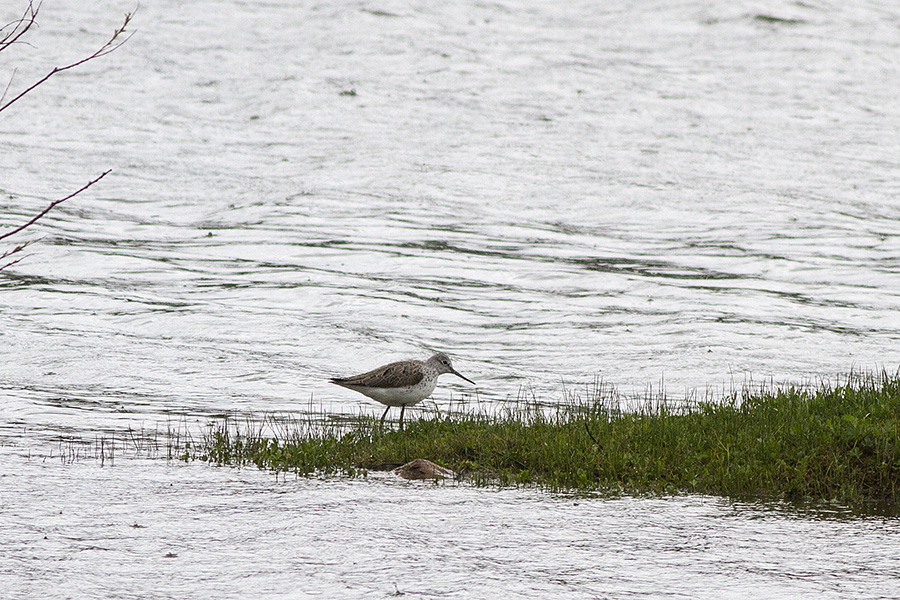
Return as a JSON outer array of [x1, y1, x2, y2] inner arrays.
[[399, 404, 406, 431], [380, 405, 390, 429]]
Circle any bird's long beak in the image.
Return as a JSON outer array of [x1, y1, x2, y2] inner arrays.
[[451, 369, 475, 385]]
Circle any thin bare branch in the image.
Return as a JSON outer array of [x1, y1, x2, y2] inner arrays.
[[0, 1, 40, 53], [0, 169, 111, 244], [0, 239, 34, 260], [0, 239, 34, 271], [0, 6, 136, 114], [0, 257, 26, 272], [0, 68, 17, 106]]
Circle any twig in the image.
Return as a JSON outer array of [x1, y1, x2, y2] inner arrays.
[[0, 239, 34, 260], [0, 169, 110, 243], [0, 241, 31, 271], [0, 1, 40, 53], [0, 5, 136, 114], [0, 68, 18, 106]]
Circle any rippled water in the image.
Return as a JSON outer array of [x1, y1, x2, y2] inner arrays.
[[4, 458, 900, 599], [2, 0, 900, 597]]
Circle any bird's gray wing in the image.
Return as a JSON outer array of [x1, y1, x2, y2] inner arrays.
[[331, 361, 425, 389]]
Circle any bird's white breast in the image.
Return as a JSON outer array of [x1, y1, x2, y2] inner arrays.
[[363, 378, 438, 406]]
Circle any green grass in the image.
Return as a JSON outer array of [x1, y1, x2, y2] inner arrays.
[[192, 371, 900, 510]]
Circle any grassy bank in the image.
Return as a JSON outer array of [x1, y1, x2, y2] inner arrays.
[[194, 372, 900, 509]]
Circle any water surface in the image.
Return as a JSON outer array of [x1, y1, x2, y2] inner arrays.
[[2, 0, 900, 597]]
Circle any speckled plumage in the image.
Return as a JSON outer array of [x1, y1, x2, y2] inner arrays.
[[330, 352, 475, 428]]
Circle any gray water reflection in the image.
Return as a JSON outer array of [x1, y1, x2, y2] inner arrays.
[[2, 454, 900, 599], [3, 0, 900, 596]]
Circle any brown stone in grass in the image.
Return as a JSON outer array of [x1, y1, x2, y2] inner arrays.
[[393, 459, 456, 480]]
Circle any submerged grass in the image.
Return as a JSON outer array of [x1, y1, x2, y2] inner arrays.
[[194, 371, 900, 510]]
